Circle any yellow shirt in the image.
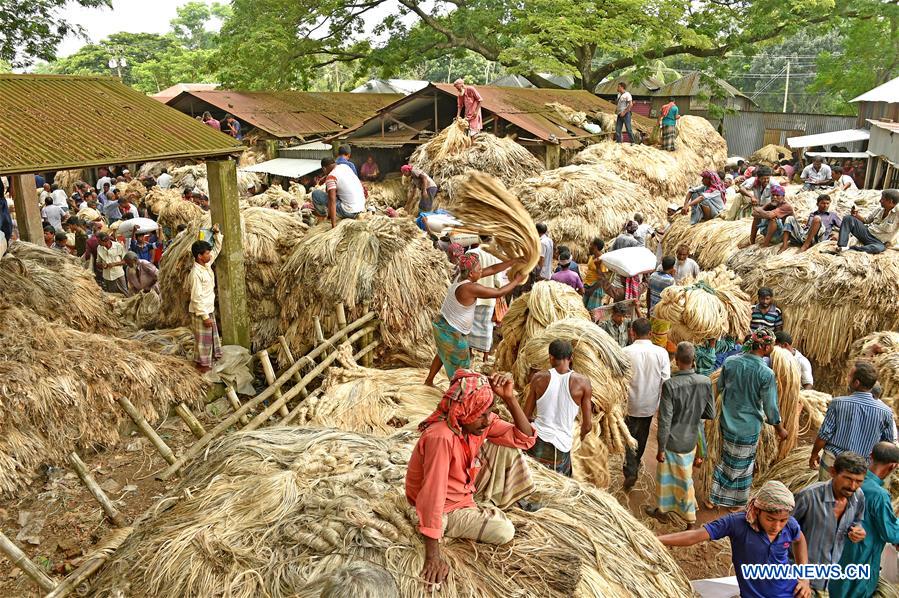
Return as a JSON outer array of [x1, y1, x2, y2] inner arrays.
[[583, 256, 606, 285]]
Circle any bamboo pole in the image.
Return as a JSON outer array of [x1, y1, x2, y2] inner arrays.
[[277, 336, 309, 398], [159, 312, 377, 479], [0, 531, 56, 592], [115, 397, 176, 465], [67, 453, 127, 528], [242, 324, 376, 432], [44, 527, 133, 598], [225, 387, 250, 425], [174, 404, 206, 439], [256, 350, 291, 417], [354, 340, 380, 362], [335, 302, 347, 329], [281, 388, 323, 425], [313, 316, 325, 344]]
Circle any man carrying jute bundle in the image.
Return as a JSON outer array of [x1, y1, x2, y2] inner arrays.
[[189, 224, 223, 373], [406, 369, 537, 587]]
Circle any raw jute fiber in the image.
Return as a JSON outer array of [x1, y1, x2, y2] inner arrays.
[[511, 164, 660, 262], [89, 427, 693, 598], [660, 216, 751, 269], [749, 144, 792, 168], [277, 216, 449, 364], [121, 327, 194, 358], [846, 331, 899, 400], [244, 183, 307, 211], [169, 163, 261, 196], [0, 300, 207, 494], [727, 243, 899, 366], [53, 168, 86, 194], [652, 266, 752, 344], [446, 171, 540, 280], [364, 175, 408, 210], [142, 187, 206, 232], [156, 207, 307, 351], [787, 188, 882, 223]]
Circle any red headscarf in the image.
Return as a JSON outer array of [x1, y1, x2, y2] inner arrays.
[[419, 369, 494, 435], [702, 170, 727, 196]]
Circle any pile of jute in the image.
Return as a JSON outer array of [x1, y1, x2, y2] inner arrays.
[[89, 427, 692, 598]]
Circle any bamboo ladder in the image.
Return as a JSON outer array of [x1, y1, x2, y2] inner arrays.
[[0, 302, 382, 597]]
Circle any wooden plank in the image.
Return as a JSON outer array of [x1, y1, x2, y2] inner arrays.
[[0, 531, 56, 592], [10, 174, 43, 244], [256, 350, 291, 417], [67, 453, 127, 528]]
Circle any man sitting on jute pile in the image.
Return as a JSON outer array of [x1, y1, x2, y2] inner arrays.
[[406, 370, 537, 587]]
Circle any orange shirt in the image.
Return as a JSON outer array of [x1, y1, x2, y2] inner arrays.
[[405, 413, 536, 539]]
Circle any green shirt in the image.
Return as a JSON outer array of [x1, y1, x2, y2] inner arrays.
[[832, 470, 899, 598], [661, 105, 679, 126], [719, 353, 780, 437]]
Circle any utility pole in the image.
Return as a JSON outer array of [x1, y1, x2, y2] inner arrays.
[[782, 60, 790, 113]]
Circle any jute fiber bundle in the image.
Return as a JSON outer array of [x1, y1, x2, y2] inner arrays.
[[409, 123, 544, 191], [846, 331, 899, 400], [169, 163, 261, 196], [513, 318, 634, 487], [546, 102, 588, 126], [652, 267, 752, 343], [494, 281, 591, 372], [749, 144, 792, 167], [510, 164, 660, 261], [244, 184, 306, 211], [53, 168, 86, 194], [121, 327, 194, 358], [660, 216, 751, 269], [156, 207, 307, 350], [90, 428, 692, 598], [674, 116, 729, 167], [771, 346, 802, 461], [137, 159, 191, 179], [112, 290, 161, 330], [115, 178, 149, 201], [0, 300, 207, 494], [788, 188, 881, 223], [727, 243, 899, 366], [364, 176, 408, 209], [799, 389, 832, 433], [448, 171, 540, 280], [142, 188, 205, 232], [0, 241, 119, 333], [278, 216, 450, 362]]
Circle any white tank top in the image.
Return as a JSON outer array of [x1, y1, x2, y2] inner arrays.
[[441, 280, 475, 334], [533, 368, 580, 453]]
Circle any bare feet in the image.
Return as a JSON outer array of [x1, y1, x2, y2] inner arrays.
[[196, 365, 211, 373], [623, 476, 637, 492], [644, 507, 667, 521], [759, 240, 770, 248]]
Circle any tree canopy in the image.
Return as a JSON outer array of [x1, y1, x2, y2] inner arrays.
[[0, 0, 110, 67]]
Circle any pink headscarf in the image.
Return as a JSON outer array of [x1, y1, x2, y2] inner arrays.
[[400, 164, 412, 175], [702, 170, 727, 196], [419, 370, 494, 435], [446, 242, 464, 263]]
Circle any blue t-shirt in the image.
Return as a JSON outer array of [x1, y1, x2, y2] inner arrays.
[[705, 512, 801, 598], [662, 104, 679, 126]]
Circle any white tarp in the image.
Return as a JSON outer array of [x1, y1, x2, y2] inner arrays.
[[804, 151, 870, 159], [240, 158, 322, 179], [788, 128, 870, 148]]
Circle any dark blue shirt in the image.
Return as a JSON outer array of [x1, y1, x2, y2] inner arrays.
[[130, 239, 158, 262], [335, 156, 358, 176], [704, 512, 801, 598]]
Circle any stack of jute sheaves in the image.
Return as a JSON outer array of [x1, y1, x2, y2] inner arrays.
[[748, 144, 792, 168], [695, 346, 803, 504]]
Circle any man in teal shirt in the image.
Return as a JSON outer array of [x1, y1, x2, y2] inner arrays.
[[831, 441, 899, 598], [659, 97, 680, 151]]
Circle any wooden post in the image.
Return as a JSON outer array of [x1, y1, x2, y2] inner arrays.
[[45, 527, 133, 598], [9, 174, 43, 244], [67, 453, 127, 527], [277, 336, 309, 398], [0, 531, 56, 592], [873, 158, 885, 190], [115, 397, 176, 465], [433, 92, 439, 132], [545, 143, 561, 170], [174, 403, 206, 439], [159, 312, 377, 479], [265, 139, 279, 161], [207, 158, 250, 349], [225, 387, 250, 425], [256, 350, 291, 417]]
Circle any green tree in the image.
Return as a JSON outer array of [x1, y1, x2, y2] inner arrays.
[[130, 47, 218, 94], [42, 32, 176, 86], [0, 0, 110, 67], [170, 1, 232, 51]]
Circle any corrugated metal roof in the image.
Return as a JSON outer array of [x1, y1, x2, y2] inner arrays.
[[0, 74, 242, 176], [852, 76, 899, 104], [787, 128, 870, 148], [151, 83, 218, 102], [351, 79, 429, 95], [869, 118, 899, 133], [240, 158, 321, 178], [167, 90, 402, 138], [594, 76, 664, 97], [655, 71, 749, 101]]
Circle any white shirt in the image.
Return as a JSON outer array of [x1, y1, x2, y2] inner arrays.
[[634, 223, 653, 246], [157, 172, 173, 189], [533, 369, 580, 453], [96, 176, 113, 191], [189, 232, 223, 317], [440, 280, 475, 334], [794, 349, 813, 387], [41, 204, 66, 232], [467, 246, 499, 307], [324, 163, 365, 214], [97, 241, 126, 281], [622, 339, 671, 417], [837, 174, 857, 191], [539, 234, 554, 280], [801, 164, 832, 184], [674, 257, 700, 283], [51, 189, 68, 207]]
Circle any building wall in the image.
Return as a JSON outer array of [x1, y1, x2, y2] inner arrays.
[[869, 126, 899, 165], [722, 112, 857, 158], [856, 101, 899, 128]]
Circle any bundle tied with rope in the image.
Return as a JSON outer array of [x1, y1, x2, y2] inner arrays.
[[447, 171, 540, 281], [652, 267, 752, 344], [660, 216, 752, 270], [89, 427, 693, 598]]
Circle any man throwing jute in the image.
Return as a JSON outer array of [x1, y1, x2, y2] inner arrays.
[[406, 370, 536, 587]]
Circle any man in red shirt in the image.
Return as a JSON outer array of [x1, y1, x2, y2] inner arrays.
[[406, 369, 536, 586], [454, 78, 483, 136]]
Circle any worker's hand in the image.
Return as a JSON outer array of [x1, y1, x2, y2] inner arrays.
[[794, 579, 811, 598], [489, 372, 516, 404], [421, 554, 450, 587], [808, 451, 820, 470], [680, 206, 689, 216], [775, 426, 788, 442], [513, 273, 527, 286], [848, 524, 866, 543], [211, 223, 220, 234], [693, 456, 703, 467], [656, 451, 665, 463], [203, 318, 214, 329]]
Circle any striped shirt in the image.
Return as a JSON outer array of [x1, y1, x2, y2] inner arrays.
[[749, 304, 783, 331], [818, 392, 895, 458]]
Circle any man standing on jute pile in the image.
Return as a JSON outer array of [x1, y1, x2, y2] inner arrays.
[[454, 79, 483, 137], [406, 370, 536, 586], [190, 224, 223, 373]]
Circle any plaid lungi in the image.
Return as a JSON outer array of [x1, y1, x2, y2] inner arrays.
[[584, 282, 605, 310], [657, 448, 697, 522], [432, 314, 471, 378], [192, 314, 223, 368], [661, 124, 677, 151], [526, 436, 572, 477], [624, 275, 641, 300], [467, 304, 494, 352], [784, 215, 826, 246], [710, 426, 760, 507]]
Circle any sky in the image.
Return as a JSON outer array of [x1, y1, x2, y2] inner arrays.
[[56, 0, 217, 56]]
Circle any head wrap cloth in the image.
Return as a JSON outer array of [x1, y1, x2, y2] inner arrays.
[[746, 480, 795, 530], [419, 370, 494, 435], [457, 252, 480, 273], [744, 327, 775, 352], [701, 170, 727, 196]]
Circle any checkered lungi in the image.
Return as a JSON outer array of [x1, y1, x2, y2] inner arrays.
[[657, 448, 698, 522], [467, 304, 495, 352], [432, 314, 471, 378], [192, 314, 223, 368], [783, 215, 826, 247], [662, 125, 677, 151], [526, 436, 572, 477], [710, 426, 760, 508]]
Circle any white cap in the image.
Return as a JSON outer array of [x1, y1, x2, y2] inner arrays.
[[667, 203, 681, 212]]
